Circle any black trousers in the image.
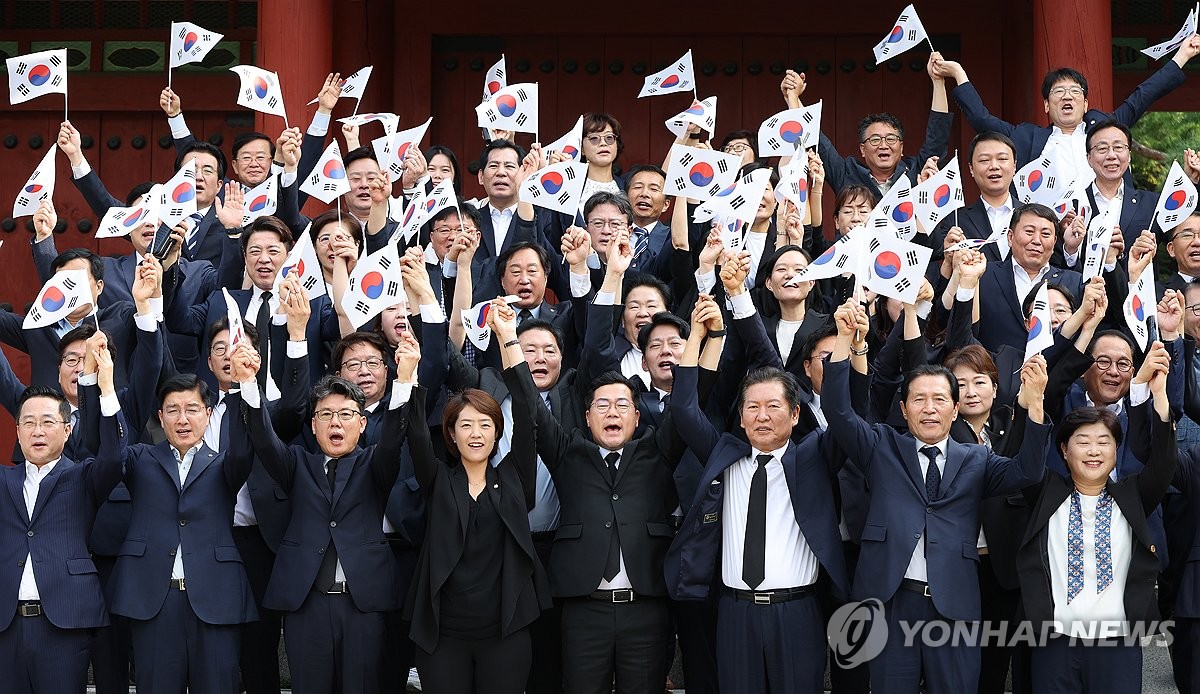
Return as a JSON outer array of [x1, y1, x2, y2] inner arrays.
[[0, 610, 91, 694], [284, 590, 384, 694], [977, 554, 1030, 694], [416, 628, 531, 694], [90, 554, 132, 694], [232, 525, 282, 694], [525, 531, 563, 694], [716, 589, 825, 694], [1030, 632, 1141, 694], [380, 538, 420, 693], [129, 588, 242, 694], [561, 595, 671, 694]]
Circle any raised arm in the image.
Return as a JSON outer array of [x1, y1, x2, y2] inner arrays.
[[91, 342, 131, 498], [230, 343, 297, 490], [497, 300, 573, 468], [983, 354, 1049, 497], [824, 299, 883, 467], [1136, 341, 1177, 512], [370, 332, 418, 491], [671, 297, 726, 461], [936, 57, 1018, 138]]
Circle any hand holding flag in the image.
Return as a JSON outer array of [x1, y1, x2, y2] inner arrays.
[[666, 96, 717, 138], [230, 65, 288, 125], [25, 269, 91, 329], [911, 155, 965, 233], [873, 4, 931, 64], [1024, 282, 1055, 362], [638, 50, 696, 97], [1154, 160, 1199, 234]]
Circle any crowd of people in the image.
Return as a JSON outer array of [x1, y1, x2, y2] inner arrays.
[[6, 32, 1200, 694]]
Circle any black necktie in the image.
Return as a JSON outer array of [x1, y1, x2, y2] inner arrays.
[[255, 290, 272, 390], [742, 453, 771, 589], [517, 308, 532, 325], [316, 458, 340, 590], [603, 451, 621, 581], [659, 392, 670, 413], [921, 446, 941, 501]]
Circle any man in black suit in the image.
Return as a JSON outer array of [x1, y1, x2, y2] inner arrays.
[[509, 233, 685, 694], [1165, 212, 1200, 293], [929, 132, 1018, 269], [624, 165, 672, 282]]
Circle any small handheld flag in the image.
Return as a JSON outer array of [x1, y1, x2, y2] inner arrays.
[[666, 96, 717, 138], [96, 190, 160, 239], [7, 49, 67, 112], [786, 231, 863, 285], [392, 179, 456, 245], [240, 174, 279, 227], [911, 155, 965, 234], [860, 231, 933, 304], [1124, 261, 1158, 352], [663, 144, 741, 200], [1143, 8, 1198, 60], [342, 242, 405, 328], [476, 83, 538, 135], [13, 146, 57, 219], [638, 50, 696, 98], [520, 161, 588, 216], [338, 112, 400, 136], [694, 167, 773, 226], [775, 155, 812, 222], [307, 65, 372, 111], [230, 65, 288, 125], [157, 160, 198, 230], [1024, 282, 1055, 362], [867, 176, 917, 240], [758, 101, 822, 156], [1080, 209, 1116, 282], [1015, 155, 1070, 206], [544, 116, 584, 161], [301, 141, 350, 205], [222, 288, 248, 350], [24, 269, 91, 329], [169, 22, 223, 71], [273, 225, 325, 300], [372, 117, 433, 182], [1154, 160, 1199, 234], [872, 4, 931, 64]]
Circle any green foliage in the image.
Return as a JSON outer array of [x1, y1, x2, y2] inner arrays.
[[1130, 111, 1200, 190]]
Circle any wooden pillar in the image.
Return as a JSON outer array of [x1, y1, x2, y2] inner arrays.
[[1031, 0, 1113, 117], [256, 0, 333, 133]]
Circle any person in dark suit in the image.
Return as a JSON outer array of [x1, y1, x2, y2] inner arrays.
[[623, 165, 673, 282], [1017, 343, 1175, 693], [405, 305, 551, 693], [976, 204, 1085, 354], [229, 332, 417, 694], [822, 299, 1051, 693], [466, 140, 538, 288], [665, 295, 849, 693], [936, 40, 1200, 170], [506, 233, 686, 693], [100, 369, 255, 693], [1165, 212, 1200, 293], [781, 57, 951, 197], [0, 381, 124, 694], [928, 132, 1019, 272]]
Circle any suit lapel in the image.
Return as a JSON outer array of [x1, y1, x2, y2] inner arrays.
[[307, 453, 333, 503], [964, 201, 993, 240], [479, 204, 499, 258], [992, 258, 1026, 326], [156, 445, 183, 489], [899, 437, 926, 496], [181, 446, 218, 492], [5, 467, 27, 522], [939, 440, 968, 496]]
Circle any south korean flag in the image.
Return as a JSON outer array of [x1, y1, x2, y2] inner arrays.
[[7, 49, 67, 105], [694, 167, 773, 226], [13, 146, 57, 218], [1153, 160, 1199, 234], [273, 225, 326, 300], [301, 141, 351, 204], [638, 49, 695, 98], [663, 144, 740, 200], [860, 231, 933, 304], [786, 230, 864, 285], [475, 83, 538, 135], [519, 161, 588, 216], [169, 22, 223, 68], [343, 242, 406, 327], [758, 101, 822, 156], [24, 269, 91, 329], [867, 176, 917, 240]]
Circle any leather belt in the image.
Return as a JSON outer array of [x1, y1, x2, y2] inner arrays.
[[17, 601, 42, 617], [727, 584, 817, 605], [169, 578, 187, 591], [900, 579, 932, 597], [589, 589, 637, 603]]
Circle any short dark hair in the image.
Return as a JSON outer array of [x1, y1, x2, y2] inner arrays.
[[125, 181, 156, 207], [583, 112, 624, 160], [430, 199, 483, 230], [309, 375, 366, 414], [587, 370, 638, 403], [1087, 329, 1135, 358], [423, 145, 462, 192], [636, 311, 689, 352], [342, 146, 379, 170], [737, 367, 802, 414], [967, 131, 1017, 161], [1041, 68, 1088, 100], [943, 345, 999, 387], [51, 248, 104, 281], [1055, 405, 1122, 451], [1022, 280, 1077, 319], [477, 139, 526, 172], [157, 373, 211, 409], [737, 161, 779, 188], [857, 113, 905, 142], [58, 324, 96, 361], [441, 388, 504, 460], [309, 209, 363, 251], [1085, 119, 1132, 152], [800, 324, 838, 364], [331, 331, 390, 374], [516, 318, 564, 352], [834, 184, 878, 212], [208, 317, 259, 351], [176, 141, 227, 181], [622, 272, 672, 308], [231, 132, 276, 160], [1170, 212, 1200, 241], [583, 191, 634, 224], [719, 129, 759, 155], [17, 385, 71, 422], [623, 165, 666, 194], [900, 364, 959, 404], [240, 216, 294, 256], [497, 240, 551, 275], [1008, 203, 1059, 236]]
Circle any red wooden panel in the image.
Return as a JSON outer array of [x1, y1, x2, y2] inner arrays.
[[830, 36, 883, 173], [599, 37, 651, 171], [788, 36, 837, 233], [740, 37, 788, 149]]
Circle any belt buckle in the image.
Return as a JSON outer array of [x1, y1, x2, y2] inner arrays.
[[328, 581, 348, 594], [611, 589, 634, 603], [753, 592, 773, 605], [171, 578, 187, 591], [18, 603, 41, 617], [923, 584, 932, 598]]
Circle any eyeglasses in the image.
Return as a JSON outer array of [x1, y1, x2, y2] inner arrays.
[[861, 134, 901, 147], [586, 134, 618, 146], [723, 143, 750, 154], [1172, 230, 1198, 243], [591, 398, 633, 414], [1186, 303, 1200, 317], [237, 154, 271, 165], [314, 408, 364, 422], [60, 355, 83, 368], [18, 418, 66, 431], [210, 342, 229, 357], [1089, 143, 1129, 156], [1050, 306, 1073, 316], [1093, 356, 1133, 373], [341, 357, 386, 372], [588, 219, 628, 231], [162, 405, 207, 418], [432, 224, 476, 236], [1049, 86, 1085, 98]]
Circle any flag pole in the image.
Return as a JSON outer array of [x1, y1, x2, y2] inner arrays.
[[168, 65, 173, 91]]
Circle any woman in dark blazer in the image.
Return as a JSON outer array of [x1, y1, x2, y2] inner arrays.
[[1016, 340, 1176, 694], [403, 351, 550, 693]]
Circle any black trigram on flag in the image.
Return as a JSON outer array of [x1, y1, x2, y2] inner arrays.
[[707, 183, 722, 197], [716, 160, 729, 174], [679, 152, 695, 166], [321, 183, 339, 192], [802, 111, 815, 123], [905, 250, 920, 265], [177, 28, 187, 38], [556, 191, 571, 205], [907, 30, 918, 40], [387, 163, 403, 177], [378, 256, 393, 270], [529, 187, 542, 198], [386, 281, 400, 297], [1164, 213, 1180, 225], [766, 137, 781, 149], [515, 113, 527, 126], [870, 217, 891, 231], [66, 296, 79, 309], [944, 168, 957, 180], [917, 190, 930, 204], [1046, 176, 1057, 188], [267, 96, 278, 108], [516, 88, 528, 101], [308, 173, 321, 186], [301, 276, 318, 291], [243, 87, 253, 100], [673, 177, 685, 190], [729, 196, 747, 210], [835, 256, 849, 269], [1032, 299, 1047, 312], [354, 300, 370, 314], [485, 111, 497, 123], [50, 75, 62, 87], [869, 237, 882, 252], [16, 84, 29, 97], [16, 195, 29, 206], [1174, 177, 1185, 187], [896, 187, 910, 199], [899, 13, 910, 20], [676, 62, 686, 71], [645, 88, 659, 95], [1134, 324, 1147, 339], [27, 307, 41, 322], [894, 277, 912, 293], [564, 167, 577, 181], [766, 117, 780, 128], [496, 67, 505, 79], [14, 61, 27, 75], [343, 84, 357, 96]]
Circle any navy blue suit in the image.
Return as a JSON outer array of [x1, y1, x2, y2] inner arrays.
[[975, 257, 1084, 354], [0, 302, 138, 391], [819, 110, 952, 197], [0, 413, 124, 693]]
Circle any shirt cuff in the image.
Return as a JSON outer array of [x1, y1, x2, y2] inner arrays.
[[1128, 381, 1151, 407], [148, 296, 164, 321], [389, 381, 413, 409], [594, 291, 616, 306], [241, 382, 262, 409], [570, 271, 592, 298], [695, 269, 717, 296], [1063, 250, 1079, 267], [100, 394, 120, 417], [1104, 262, 1116, 273], [77, 372, 97, 386], [419, 304, 446, 324], [134, 313, 157, 332], [955, 287, 976, 302], [271, 313, 287, 325], [167, 113, 190, 140], [916, 300, 933, 321], [442, 258, 459, 278], [307, 111, 331, 137], [280, 170, 297, 188], [286, 340, 308, 358], [71, 161, 92, 179], [729, 291, 756, 319]]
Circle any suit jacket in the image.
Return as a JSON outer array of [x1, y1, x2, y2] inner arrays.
[[663, 365, 849, 601], [470, 203, 540, 302], [1017, 409, 1175, 627], [405, 370, 551, 651], [976, 257, 1084, 354], [0, 417, 124, 630], [1171, 435, 1200, 618], [1062, 185, 1161, 274], [0, 301, 138, 391], [629, 220, 672, 282], [821, 358, 1050, 621], [818, 110, 952, 197], [102, 393, 257, 624], [235, 383, 411, 613], [927, 198, 1007, 267], [506, 362, 685, 597], [952, 61, 1187, 168]]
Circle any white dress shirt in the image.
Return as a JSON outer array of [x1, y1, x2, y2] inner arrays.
[[1012, 261, 1052, 307], [596, 446, 632, 591], [904, 438, 948, 582], [1042, 126, 1089, 184], [171, 445, 201, 580], [245, 285, 285, 401], [18, 459, 60, 600], [722, 444, 819, 590], [984, 196, 1014, 259], [490, 204, 517, 253], [1048, 491, 1132, 638]]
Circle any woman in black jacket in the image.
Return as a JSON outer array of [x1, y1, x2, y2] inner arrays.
[[404, 323, 550, 693]]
